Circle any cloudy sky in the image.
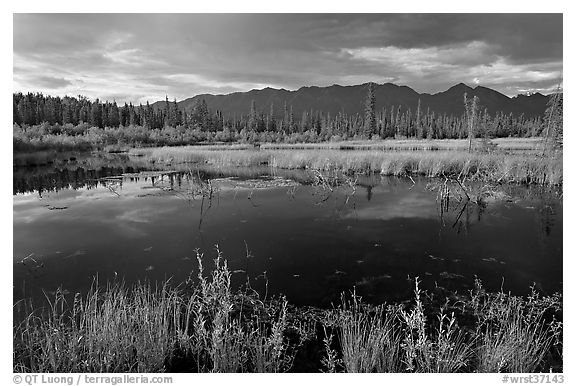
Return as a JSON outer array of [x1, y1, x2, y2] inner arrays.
[[13, 14, 562, 104]]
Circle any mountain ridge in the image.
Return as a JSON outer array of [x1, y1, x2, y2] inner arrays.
[[153, 82, 551, 119]]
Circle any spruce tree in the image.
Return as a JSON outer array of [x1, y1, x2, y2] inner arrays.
[[416, 99, 423, 139], [364, 82, 376, 138], [248, 100, 257, 131]]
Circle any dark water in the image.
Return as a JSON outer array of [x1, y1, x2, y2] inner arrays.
[[13, 157, 563, 307]]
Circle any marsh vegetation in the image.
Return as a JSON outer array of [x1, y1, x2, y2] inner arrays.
[[13, 249, 562, 373], [129, 142, 562, 186]]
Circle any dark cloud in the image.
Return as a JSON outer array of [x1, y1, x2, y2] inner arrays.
[[13, 14, 563, 103], [332, 14, 562, 62]]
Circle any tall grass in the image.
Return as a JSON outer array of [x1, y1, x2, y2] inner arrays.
[[326, 279, 560, 373], [467, 280, 562, 372], [398, 279, 473, 372], [13, 281, 179, 372], [131, 147, 562, 186], [261, 138, 544, 151], [13, 248, 301, 373], [334, 292, 403, 373], [14, 252, 562, 373], [477, 319, 552, 373]]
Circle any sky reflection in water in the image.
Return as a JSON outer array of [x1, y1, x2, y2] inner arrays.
[[13, 168, 562, 307]]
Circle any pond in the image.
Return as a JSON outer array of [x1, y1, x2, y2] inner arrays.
[[13, 154, 563, 308]]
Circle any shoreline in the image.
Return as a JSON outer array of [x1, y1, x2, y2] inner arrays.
[[13, 138, 562, 187], [131, 146, 563, 186], [13, 252, 563, 373]]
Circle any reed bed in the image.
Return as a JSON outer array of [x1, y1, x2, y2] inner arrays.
[[160, 143, 255, 151], [130, 147, 562, 186], [261, 138, 544, 151], [14, 251, 562, 373], [13, 249, 302, 373], [322, 278, 561, 373]]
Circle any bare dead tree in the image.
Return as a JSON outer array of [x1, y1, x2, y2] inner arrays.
[[464, 93, 480, 153], [542, 82, 563, 155]]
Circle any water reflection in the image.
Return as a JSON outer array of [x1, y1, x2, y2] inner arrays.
[[13, 161, 562, 308]]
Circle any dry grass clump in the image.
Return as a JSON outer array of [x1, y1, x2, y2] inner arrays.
[[14, 253, 562, 373], [13, 248, 302, 373], [466, 280, 562, 373], [321, 292, 403, 373], [323, 278, 561, 373], [261, 138, 545, 152], [130, 147, 561, 186]]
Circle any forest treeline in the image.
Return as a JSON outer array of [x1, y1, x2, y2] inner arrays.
[[13, 87, 562, 152]]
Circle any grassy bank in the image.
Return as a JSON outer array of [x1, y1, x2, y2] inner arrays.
[[261, 138, 545, 151], [14, 250, 562, 373], [14, 133, 561, 186], [130, 147, 562, 186]]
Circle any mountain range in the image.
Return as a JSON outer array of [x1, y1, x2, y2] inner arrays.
[[153, 82, 551, 119]]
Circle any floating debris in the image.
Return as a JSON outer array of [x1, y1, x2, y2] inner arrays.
[[334, 270, 346, 275], [122, 171, 178, 179], [18, 253, 37, 265], [373, 243, 382, 247], [145, 265, 155, 271], [428, 254, 445, 261], [18, 254, 44, 271], [356, 260, 365, 264], [356, 274, 392, 286], [143, 246, 153, 252], [293, 274, 300, 278], [424, 272, 433, 276], [452, 259, 462, 263], [214, 176, 300, 190], [47, 206, 68, 210], [232, 269, 246, 274], [181, 256, 191, 261], [210, 177, 238, 184], [137, 193, 167, 198], [439, 271, 465, 280], [482, 257, 498, 263], [100, 176, 123, 181]]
